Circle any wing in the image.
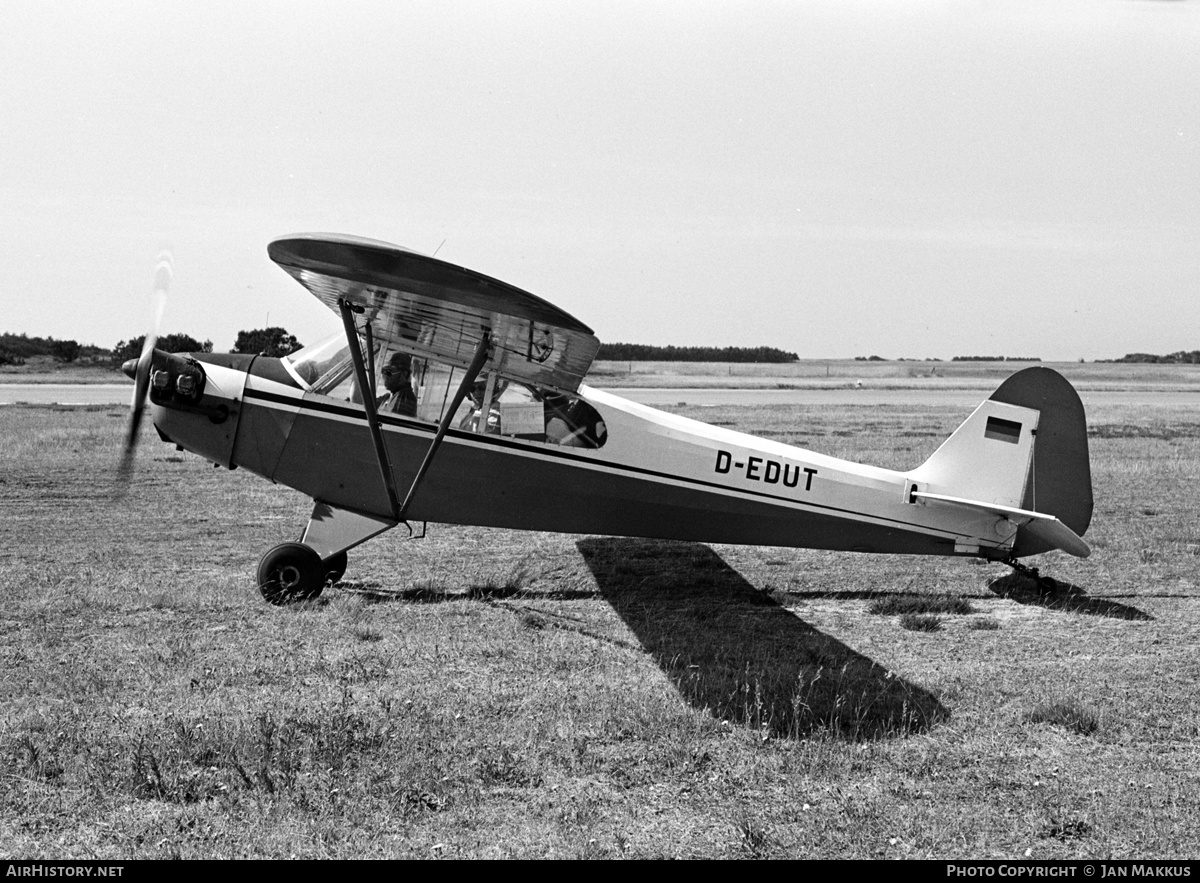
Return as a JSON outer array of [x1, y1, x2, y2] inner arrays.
[[269, 234, 600, 393]]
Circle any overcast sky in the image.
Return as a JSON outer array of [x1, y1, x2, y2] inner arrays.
[[3, 0, 1197, 360]]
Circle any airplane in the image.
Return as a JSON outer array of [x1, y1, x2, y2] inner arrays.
[[118, 233, 1094, 604]]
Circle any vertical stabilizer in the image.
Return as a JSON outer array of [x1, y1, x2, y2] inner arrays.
[[907, 367, 1093, 559], [909, 399, 1039, 511], [989, 367, 1093, 556]]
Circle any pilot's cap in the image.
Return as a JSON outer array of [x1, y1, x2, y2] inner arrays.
[[382, 352, 411, 375]]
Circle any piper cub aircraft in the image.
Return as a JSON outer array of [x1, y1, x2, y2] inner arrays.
[[119, 234, 1093, 603]]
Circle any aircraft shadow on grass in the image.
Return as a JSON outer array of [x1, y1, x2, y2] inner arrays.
[[575, 537, 948, 741], [338, 581, 598, 604], [986, 573, 1152, 621]]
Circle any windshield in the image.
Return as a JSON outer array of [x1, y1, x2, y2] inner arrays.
[[282, 333, 352, 390]]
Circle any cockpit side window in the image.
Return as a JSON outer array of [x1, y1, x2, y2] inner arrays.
[[289, 339, 606, 448], [539, 390, 607, 448], [456, 372, 606, 448]]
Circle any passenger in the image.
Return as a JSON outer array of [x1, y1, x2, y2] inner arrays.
[[377, 352, 417, 416], [543, 393, 606, 447], [460, 376, 504, 433], [543, 392, 580, 446]]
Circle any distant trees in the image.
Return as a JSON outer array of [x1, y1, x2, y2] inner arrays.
[[50, 339, 81, 363], [108, 327, 303, 365], [0, 332, 103, 365], [0, 332, 56, 361], [596, 343, 798, 363], [1110, 350, 1200, 364], [112, 333, 213, 365], [112, 336, 145, 364], [231, 327, 303, 358], [951, 355, 1042, 362], [159, 333, 213, 354]]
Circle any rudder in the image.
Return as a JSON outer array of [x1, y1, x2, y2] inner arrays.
[[989, 367, 1093, 556]]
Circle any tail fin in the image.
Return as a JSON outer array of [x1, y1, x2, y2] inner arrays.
[[990, 367, 1093, 556], [909, 367, 1093, 558]]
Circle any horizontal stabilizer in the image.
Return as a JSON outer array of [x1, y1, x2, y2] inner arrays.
[[1019, 518, 1091, 560], [912, 491, 1091, 558]]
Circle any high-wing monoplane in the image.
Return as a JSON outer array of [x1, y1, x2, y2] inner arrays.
[[119, 234, 1093, 603]]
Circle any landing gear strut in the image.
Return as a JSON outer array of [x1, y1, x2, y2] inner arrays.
[[323, 550, 348, 585]]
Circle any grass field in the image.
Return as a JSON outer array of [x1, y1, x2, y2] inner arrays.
[[2, 384, 1199, 858], [589, 359, 1200, 392], [0, 356, 127, 385]]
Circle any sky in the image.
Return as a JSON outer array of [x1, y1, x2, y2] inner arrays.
[[2, 0, 1198, 361]]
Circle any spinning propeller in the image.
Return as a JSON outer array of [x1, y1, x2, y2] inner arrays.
[[116, 251, 172, 488]]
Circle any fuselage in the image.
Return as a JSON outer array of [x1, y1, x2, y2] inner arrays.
[[149, 354, 1018, 559]]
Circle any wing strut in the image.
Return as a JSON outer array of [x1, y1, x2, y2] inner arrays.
[[339, 299, 401, 518], [363, 321, 378, 399], [397, 333, 492, 520]]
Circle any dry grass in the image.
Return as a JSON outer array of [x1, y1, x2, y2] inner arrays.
[[899, 613, 943, 632], [0, 356, 127, 384], [1027, 699, 1102, 737], [869, 595, 974, 616], [589, 358, 1200, 391], [2, 384, 1199, 858]]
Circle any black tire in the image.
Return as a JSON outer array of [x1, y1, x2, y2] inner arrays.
[[323, 551, 348, 585], [257, 542, 324, 605]]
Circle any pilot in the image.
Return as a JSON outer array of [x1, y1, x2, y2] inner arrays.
[[377, 352, 417, 416], [459, 376, 504, 433]]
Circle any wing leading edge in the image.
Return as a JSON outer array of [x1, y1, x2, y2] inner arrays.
[[269, 234, 600, 393]]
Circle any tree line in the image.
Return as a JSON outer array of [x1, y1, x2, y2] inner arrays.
[[1104, 350, 1200, 364], [596, 343, 799, 363], [7, 331, 803, 367], [950, 355, 1042, 362], [0, 328, 304, 367], [110, 327, 302, 364]]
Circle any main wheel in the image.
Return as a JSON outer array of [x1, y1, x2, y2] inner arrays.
[[322, 551, 348, 585], [257, 542, 324, 605]]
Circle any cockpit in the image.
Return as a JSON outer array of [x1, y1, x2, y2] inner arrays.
[[282, 333, 606, 449]]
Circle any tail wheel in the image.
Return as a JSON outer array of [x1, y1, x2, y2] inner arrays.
[[323, 551, 348, 585], [258, 542, 324, 605]]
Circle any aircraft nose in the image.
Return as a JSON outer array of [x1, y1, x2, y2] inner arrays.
[[121, 358, 139, 379]]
